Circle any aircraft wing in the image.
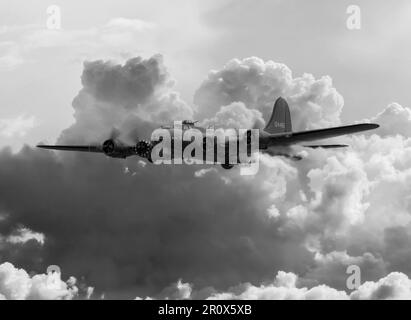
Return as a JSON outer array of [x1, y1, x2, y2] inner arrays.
[[267, 123, 379, 145], [37, 145, 103, 153]]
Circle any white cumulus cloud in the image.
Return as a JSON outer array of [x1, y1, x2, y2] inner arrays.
[[0, 262, 79, 300]]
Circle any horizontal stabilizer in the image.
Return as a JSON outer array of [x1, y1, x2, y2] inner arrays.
[[304, 144, 348, 149], [268, 123, 379, 145]]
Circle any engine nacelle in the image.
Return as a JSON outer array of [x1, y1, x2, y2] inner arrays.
[[102, 139, 134, 158], [135, 140, 152, 162]]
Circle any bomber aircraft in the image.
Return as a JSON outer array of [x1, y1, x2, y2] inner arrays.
[[37, 97, 379, 169]]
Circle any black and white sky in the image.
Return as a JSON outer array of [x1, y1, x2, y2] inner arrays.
[[0, 0, 411, 299]]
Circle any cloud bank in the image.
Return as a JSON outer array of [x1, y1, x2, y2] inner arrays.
[[0, 262, 81, 300], [137, 270, 411, 300]]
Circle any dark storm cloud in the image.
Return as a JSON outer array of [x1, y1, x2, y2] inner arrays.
[[0, 146, 313, 298]]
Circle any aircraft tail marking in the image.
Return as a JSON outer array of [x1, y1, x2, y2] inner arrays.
[[264, 97, 292, 134]]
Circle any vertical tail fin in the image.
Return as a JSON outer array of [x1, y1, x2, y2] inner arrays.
[[264, 97, 292, 134]]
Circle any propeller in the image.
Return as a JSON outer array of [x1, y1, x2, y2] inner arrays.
[[101, 127, 121, 155], [102, 139, 115, 154], [120, 127, 153, 160]]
